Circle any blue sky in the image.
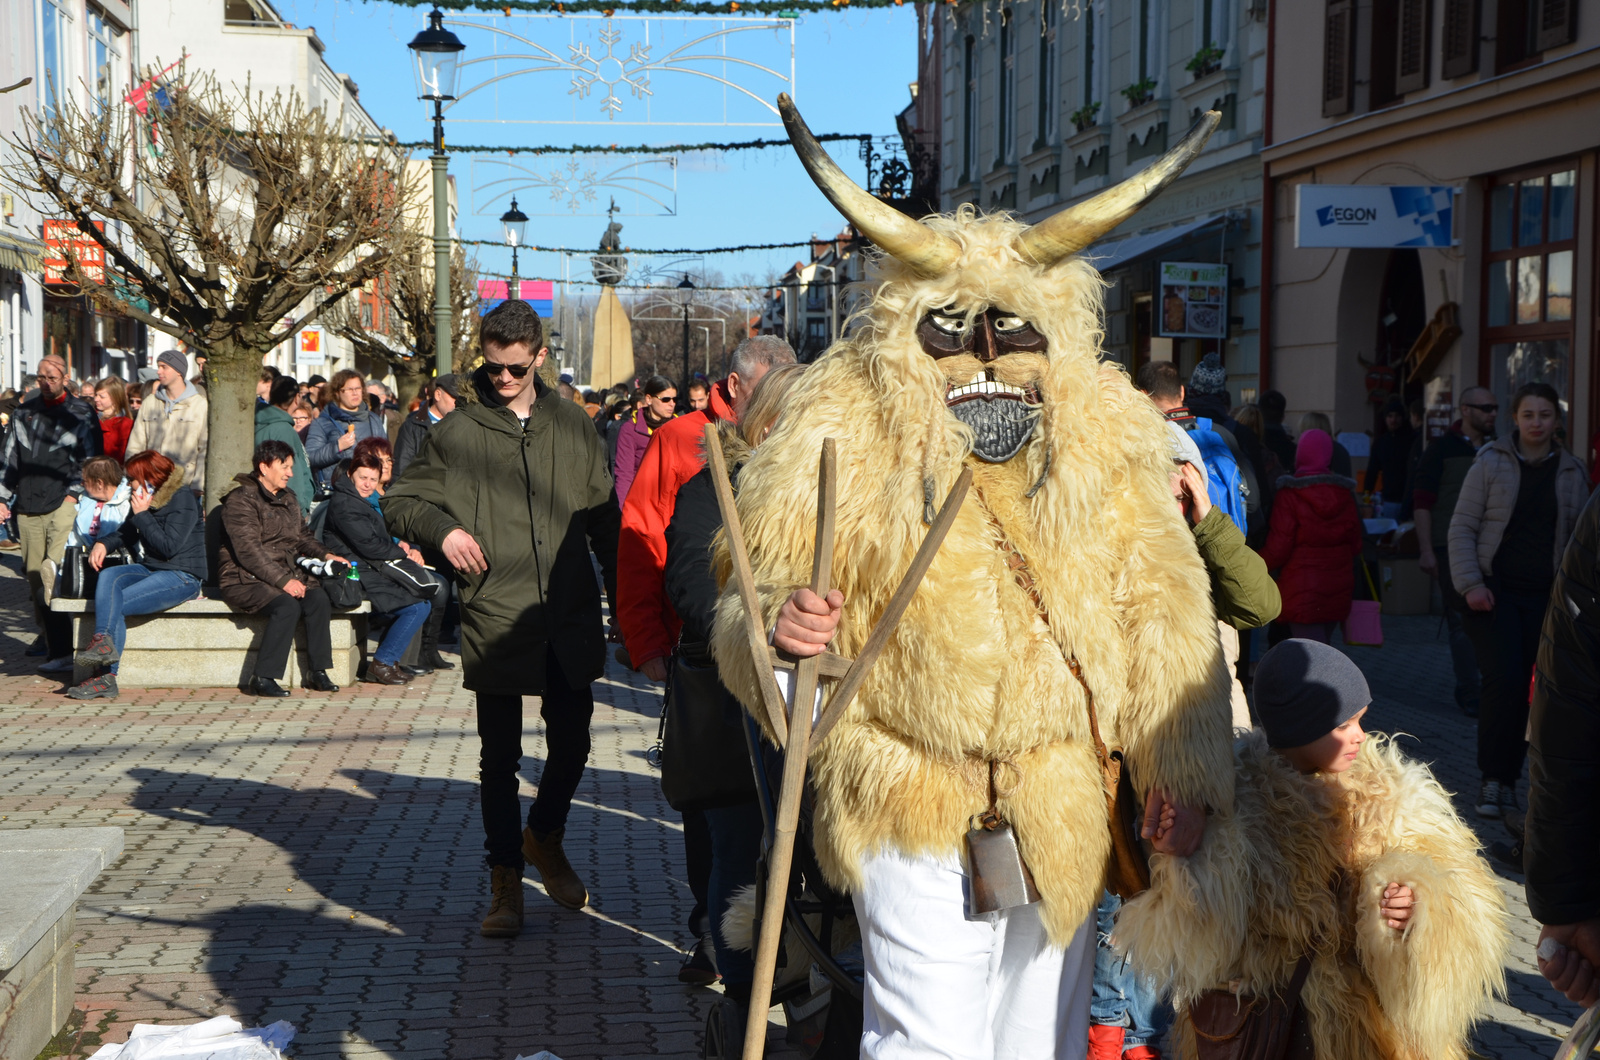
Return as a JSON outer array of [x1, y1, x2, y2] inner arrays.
[[273, 1, 922, 286]]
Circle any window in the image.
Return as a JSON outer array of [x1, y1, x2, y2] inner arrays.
[[88, 7, 125, 111], [997, 9, 1015, 166], [1083, 4, 1097, 107], [38, 0, 71, 118], [962, 35, 978, 182], [1483, 165, 1578, 428], [1322, 0, 1355, 116], [1137, 0, 1153, 83], [1494, 0, 1578, 70], [807, 319, 829, 343], [1395, 0, 1430, 94], [1441, 0, 1479, 77], [1035, 2, 1056, 148]]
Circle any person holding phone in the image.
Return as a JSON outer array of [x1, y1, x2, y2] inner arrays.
[[67, 450, 206, 700]]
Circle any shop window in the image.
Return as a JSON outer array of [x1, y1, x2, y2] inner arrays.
[[1482, 164, 1578, 430]]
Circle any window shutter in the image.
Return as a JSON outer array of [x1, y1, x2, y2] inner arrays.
[[1441, 0, 1478, 78], [1534, 0, 1577, 51], [1396, 0, 1431, 93], [1322, 0, 1356, 117]]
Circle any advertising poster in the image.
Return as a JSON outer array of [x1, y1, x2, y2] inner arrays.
[[1157, 262, 1229, 339], [296, 326, 324, 370], [1294, 185, 1459, 248]]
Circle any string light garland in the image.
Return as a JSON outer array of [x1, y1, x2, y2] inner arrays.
[[456, 236, 838, 254], [365, 0, 916, 16], [391, 133, 872, 155], [477, 268, 850, 290]]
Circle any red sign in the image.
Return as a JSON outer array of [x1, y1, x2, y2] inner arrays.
[[43, 219, 106, 286]]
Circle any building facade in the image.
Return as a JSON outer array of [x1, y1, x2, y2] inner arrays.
[[1264, 0, 1598, 465], [935, 0, 1270, 400]]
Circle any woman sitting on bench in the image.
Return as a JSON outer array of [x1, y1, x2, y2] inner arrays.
[[68, 450, 206, 701], [323, 445, 438, 685], [217, 439, 350, 698]]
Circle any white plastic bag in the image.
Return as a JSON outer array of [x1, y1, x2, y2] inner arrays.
[[88, 1017, 295, 1059]]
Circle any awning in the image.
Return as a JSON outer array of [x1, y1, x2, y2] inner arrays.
[[0, 230, 45, 274], [1080, 213, 1227, 274]]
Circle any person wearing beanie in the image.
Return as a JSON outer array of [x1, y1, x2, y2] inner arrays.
[[1111, 637, 1510, 1060], [1257, 428, 1364, 644], [127, 350, 209, 495]]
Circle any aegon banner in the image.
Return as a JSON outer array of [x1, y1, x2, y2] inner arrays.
[[1294, 185, 1459, 248]]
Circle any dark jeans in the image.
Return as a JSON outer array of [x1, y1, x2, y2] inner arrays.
[[704, 801, 763, 987], [1434, 546, 1481, 711], [1462, 579, 1550, 785], [256, 586, 333, 680], [683, 808, 712, 939], [476, 645, 594, 869]]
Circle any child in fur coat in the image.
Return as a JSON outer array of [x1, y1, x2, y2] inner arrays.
[[1113, 639, 1507, 1060]]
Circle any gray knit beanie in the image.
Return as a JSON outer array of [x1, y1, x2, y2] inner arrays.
[[1253, 639, 1371, 749], [1188, 352, 1227, 396]]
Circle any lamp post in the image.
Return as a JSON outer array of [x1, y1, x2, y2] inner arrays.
[[675, 273, 696, 391], [408, 8, 465, 380], [500, 196, 528, 299]]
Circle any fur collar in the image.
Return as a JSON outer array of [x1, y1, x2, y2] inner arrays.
[[1275, 472, 1356, 490], [149, 466, 185, 510]]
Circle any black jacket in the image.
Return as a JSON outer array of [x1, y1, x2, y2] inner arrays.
[[0, 390, 100, 515], [100, 468, 206, 582], [393, 407, 433, 481], [1526, 488, 1600, 925], [323, 476, 431, 614]]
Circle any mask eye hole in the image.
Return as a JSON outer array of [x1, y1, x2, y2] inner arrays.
[[992, 314, 1030, 333], [928, 309, 971, 336]]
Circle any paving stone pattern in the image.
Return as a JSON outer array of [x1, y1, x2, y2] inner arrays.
[[0, 551, 1587, 1059]]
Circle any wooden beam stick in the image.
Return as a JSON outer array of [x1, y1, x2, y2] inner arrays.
[[742, 439, 836, 1060], [809, 465, 971, 747], [704, 422, 790, 744], [767, 647, 853, 680]]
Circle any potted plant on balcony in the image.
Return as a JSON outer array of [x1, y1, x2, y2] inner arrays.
[[1069, 101, 1101, 134], [1120, 76, 1157, 108], [1185, 41, 1225, 80]]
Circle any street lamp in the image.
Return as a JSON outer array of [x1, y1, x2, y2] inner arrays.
[[675, 273, 696, 392], [500, 196, 528, 297], [408, 8, 465, 380]]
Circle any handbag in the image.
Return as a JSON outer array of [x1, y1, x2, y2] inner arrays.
[[1343, 562, 1384, 647], [1189, 955, 1314, 1060], [376, 556, 442, 599], [321, 562, 364, 610], [660, 652, 758, 812], [59, 543, 131, 600]]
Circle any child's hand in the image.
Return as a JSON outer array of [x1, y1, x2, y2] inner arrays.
[[1142, 786, 1206, 857], [1381, 883, 1415, 932]]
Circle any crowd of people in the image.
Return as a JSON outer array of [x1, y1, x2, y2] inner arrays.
[[4, 293, 1598, 1058]]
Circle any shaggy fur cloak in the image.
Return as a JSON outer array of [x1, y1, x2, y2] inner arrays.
[[1112, 732, 1507, 1060], [709, 207, 1234, 945]]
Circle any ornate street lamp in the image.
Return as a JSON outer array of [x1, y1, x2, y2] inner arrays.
[[675, 273, 697, 395], [408, 8, 465, 379], [500, 196, 529, 297]]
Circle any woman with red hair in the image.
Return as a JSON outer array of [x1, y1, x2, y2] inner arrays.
[[67, 449, 207, 699]]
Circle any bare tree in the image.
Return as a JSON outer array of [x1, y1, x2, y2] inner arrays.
[[325, 237, 480, 411], [5, 67, 412, 509]]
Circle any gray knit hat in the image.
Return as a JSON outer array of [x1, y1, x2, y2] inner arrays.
[[1188, 352, 1227, 396], [1253, 639, 1371, 749], [157, 350, 188, 377]]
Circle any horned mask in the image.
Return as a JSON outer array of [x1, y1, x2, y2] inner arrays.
[[779, 94, 1219, 466]]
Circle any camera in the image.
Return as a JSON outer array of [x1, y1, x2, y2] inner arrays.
[[296, 555, 351, 579]]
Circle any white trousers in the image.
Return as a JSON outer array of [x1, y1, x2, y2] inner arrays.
[[853, 848, 1095, 1060]]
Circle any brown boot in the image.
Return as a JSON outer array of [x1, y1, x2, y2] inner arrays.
[[521, 826, 588, 909], [479, 864, 524, 938]]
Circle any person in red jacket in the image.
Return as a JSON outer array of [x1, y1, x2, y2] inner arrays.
[[93, 376, 134, 463], [1258, 428, 1364, 643]]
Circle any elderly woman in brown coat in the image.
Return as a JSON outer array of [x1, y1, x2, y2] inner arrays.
[[217, 439, 349, 697]]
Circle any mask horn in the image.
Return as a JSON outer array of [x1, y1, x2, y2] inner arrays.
[[1014, 111, 1222, 267], [779, 93, 960, 278]]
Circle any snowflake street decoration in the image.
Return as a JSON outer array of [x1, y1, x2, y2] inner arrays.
[[547, 160, 603, 211], [472, 155, 678, 216], [568, 26, 653, 118]]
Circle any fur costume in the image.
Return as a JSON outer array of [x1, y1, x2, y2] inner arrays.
[[1112, 732, 1508, 1060], [710, 103, 1235, 946]]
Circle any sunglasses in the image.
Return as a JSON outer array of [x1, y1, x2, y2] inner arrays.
[[1462, 403, 1499, 414], [484, 360, 534, 379]]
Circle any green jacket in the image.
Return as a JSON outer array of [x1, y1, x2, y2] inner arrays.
[[253, 403, 313, 515], [1193, 505, 1280, 630], [382, 371, 621, 695]]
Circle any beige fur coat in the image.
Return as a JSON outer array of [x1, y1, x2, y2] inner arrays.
[[1113, 732, 1507, 1060], [709, 209, 1234, 945]]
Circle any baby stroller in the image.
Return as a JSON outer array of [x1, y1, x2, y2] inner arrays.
[[701, 715, 864, 1060]]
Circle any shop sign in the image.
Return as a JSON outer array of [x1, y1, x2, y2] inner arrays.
[[1157, 262, 1229, 339], [1295, 185, 1459, 248], [43, 219, 106, 285], [296, 326, 324, 369]]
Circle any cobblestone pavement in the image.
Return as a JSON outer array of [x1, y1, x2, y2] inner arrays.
[[0, 551, 1587, 1060]]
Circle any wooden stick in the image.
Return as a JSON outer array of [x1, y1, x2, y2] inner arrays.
[[742, 439, 836, 1060], [704, 422, 790, 744], [810, 466, 971, 747]]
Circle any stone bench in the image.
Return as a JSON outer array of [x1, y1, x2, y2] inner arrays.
[[49, 596, 369, 688], [0, 828, 124, 1060]]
